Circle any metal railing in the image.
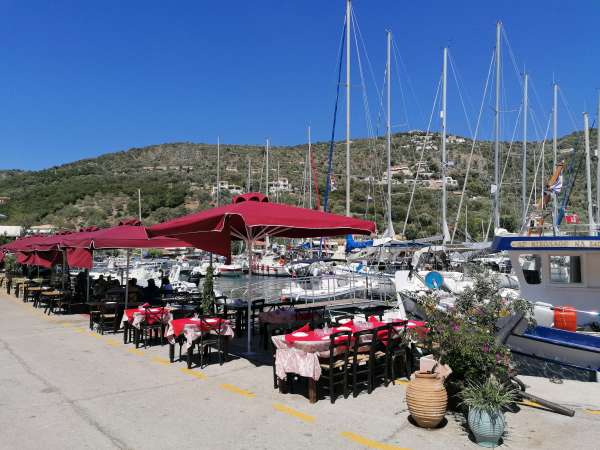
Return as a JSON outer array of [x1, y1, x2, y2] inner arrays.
[[224, 272, 396, 306]]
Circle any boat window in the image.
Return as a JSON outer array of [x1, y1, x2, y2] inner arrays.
[[518, 254, 541, 284], [549, 256, 581, 283]]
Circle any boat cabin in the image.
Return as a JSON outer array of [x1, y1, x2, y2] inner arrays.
[[493, 235, 600, 325]]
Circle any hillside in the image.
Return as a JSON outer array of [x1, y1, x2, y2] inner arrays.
[[0, 129, 596, 240]]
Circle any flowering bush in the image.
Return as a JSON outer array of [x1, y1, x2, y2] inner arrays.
[[416, 268, 533, 383]]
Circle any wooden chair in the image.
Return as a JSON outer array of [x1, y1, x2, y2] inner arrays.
[[97, 302, 119, 335], [386, 322, 413, 384], [349, 325, 388, 397], [186, 316, 220, 369], [318, 330, 352, 403], [136, 307, 166, 348]]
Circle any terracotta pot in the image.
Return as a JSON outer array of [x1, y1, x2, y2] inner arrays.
[[406, 371, 448, 428]]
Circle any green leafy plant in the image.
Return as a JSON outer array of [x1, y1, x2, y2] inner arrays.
[[202, 264, 216, 314], [416, 268, 534, 383], [4, 253, 17, 276], [460, 376, 517, 415]]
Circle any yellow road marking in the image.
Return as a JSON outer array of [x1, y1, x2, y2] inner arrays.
[[272, 403, 315, 423], [519, 400, 544, 409], [73, 327, 86, 333], [219, 383, 255, 398], [179, 368, 207, 380], [394, 379, 409, 385], [340, 432, 410, 450], [60, 322, 74, 327], [104, 338, 121, 347], [151, 357, 171, 366], [127, 348, 145, 356], [88, 332, 103, 339], [585, 409, 600, 415]]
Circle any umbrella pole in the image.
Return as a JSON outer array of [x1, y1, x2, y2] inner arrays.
[[124, 249, 130, 310], [246, 240, 253, 354], [86, 268, 90, 304], [62, 249, 66, 291]]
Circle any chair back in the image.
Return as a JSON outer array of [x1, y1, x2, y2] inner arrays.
[[197, 314, 224, 337], [332, 314, 354, 327], [144, 306, 166, 325], [326, 331, 352, 366], [252, 299, 265, 311]]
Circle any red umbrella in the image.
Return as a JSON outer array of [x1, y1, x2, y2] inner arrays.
[[147, 195, 375, 244], [147, 193, 376, 353]]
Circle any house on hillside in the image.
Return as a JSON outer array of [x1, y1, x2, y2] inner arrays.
[[211, 181, 243, 198], [426, 177, 459, 190], [29, 224, 56, 234], [268, 178, 291, 194], [0, 225, 23, 237]]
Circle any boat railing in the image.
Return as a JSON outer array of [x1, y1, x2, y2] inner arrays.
[[225, 271, 396, 305]]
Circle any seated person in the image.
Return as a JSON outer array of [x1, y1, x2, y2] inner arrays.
[[92, 275, 107, 298], [160, 276, 173, 293], [142, 279, 161, 305], [127, 278, 141, 303]]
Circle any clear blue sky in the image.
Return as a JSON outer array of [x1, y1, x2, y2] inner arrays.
[[0, 0, 597, 170]]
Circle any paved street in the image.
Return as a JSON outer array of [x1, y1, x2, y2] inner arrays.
[[1, 292, 599, 450]]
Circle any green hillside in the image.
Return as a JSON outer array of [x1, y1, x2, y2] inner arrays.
[[0, 129, 596, 240]]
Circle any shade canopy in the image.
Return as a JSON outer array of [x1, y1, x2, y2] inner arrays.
[[147, 193, 376, 245], [1, 219, 229, 270]]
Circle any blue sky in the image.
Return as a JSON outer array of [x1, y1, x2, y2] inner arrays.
[[0, 0, 598, 170]]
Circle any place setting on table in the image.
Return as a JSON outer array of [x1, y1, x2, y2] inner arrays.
[[121, 303, 173, 330], [271, 315, 428, 402], [165, 315, 235, 364]]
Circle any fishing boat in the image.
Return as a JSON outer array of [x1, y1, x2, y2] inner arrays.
[[216, 263, 243, 277], [493, 234, 600, 380]]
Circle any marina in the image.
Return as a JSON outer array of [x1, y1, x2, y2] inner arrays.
[[1, 1, 600, 449]]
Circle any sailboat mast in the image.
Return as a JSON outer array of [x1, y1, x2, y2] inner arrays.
[[596, 91, 600, 224], [216, 136, 221, 207], [441, 47, 449, 242], [265, 138, 270, 197], [522, 73, 528, 226], [247, 157, 251, 193], [493, 21, 501, 232], [308, 126, 313, 209], [584, 112, 594, 233], [553, 83, 558, 168], [386, 30, 394, 236], [345, 0, 351, 216]]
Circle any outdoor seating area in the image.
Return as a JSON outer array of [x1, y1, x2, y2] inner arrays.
[[1, 265, 427, 403], [271, 315, 426, 403]]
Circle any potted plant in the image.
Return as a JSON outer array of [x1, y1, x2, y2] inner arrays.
[[460, 376, 517, 447], [415, 269, 534, 398], [202, 264, 216, 315]]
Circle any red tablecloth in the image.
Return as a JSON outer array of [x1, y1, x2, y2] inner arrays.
[[170, 317, 227, 337], [123, 307, 168, 324]]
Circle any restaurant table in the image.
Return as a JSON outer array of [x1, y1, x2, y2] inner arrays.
[[272, 318, 427, 403], [87, 301, 141, 335], [13, 279, 31, 298], [165, 317, 235, 363], [40, 290, 64, 314], [121, 305, 173, 345], [24, 286, 50, 303], [228, 299, 289, 337]]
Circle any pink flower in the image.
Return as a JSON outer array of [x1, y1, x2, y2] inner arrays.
[[482, 343, 490, 353]]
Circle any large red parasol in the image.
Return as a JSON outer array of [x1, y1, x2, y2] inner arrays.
[[147, 194, 376, 353], [147, 194, 375, 244]]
